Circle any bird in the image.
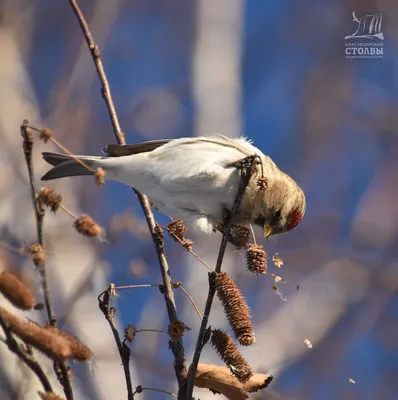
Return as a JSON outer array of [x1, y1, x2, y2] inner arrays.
[[41, 136, 306, 237]]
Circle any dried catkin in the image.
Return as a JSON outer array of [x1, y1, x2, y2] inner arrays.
[[73, 214, 102, 238], [215, 272, 255, 346], [95, 168, 106, 187], [246, 244, 267, 274], [166, 220, 188, 241], [0, 307, 72, 361], [228, 225, 250, 249], [168, 320, 191, 341], [29, 244, 46, 268], [45, 326, 91, 361], [0, 270, 35, 310], [217, 223, 250, 249], [124, 324, 137, 343], [38, 187, 62, 213], [39, 128, 53, 143], [211, 329, 253, 382]]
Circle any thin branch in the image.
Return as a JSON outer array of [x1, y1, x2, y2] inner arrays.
[[67, 0, 125, 144], [249, 223, 257, 246], [161, 228, 212, 272], [98, 290, 134, 400], [183, 156, 256, 399], [137, 197, 187, 387], [28, 125, 95, 173], [136, 329, 167, 334], [0, 242, 26, 256], [21, 122, 56, 325], [0, 314, 53, 393], [115, 284, 162, 290], [59, 204, 76, 219], [178, 286, 202, 320], [20, 121, 74, 400], [67, 0, 187, 390], [139, 388, 177, 398]]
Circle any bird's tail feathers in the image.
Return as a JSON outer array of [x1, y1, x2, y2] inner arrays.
[[41, 152, 105, 181]]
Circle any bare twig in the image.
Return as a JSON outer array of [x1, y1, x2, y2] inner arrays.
[[67, 0, 187, 391], [21, 122, 55, 325], [249, 224, 257, 246], [138, 204, 187, 386], [177, 285, 202, 320], [134, 386, 177, 398], [20, 121, 74, 400], [161, 227, 212, 272], [67, 0, 125, 144], [183, 156, 256, 399], [28, 125, 95, 173], [136, 329, 167, 334], [98, 290, 134, 399], [114, 284, 162, 290], [0, 313, 53, 393]]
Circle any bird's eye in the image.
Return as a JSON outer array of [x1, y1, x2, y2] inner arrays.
[[274, 210, 281, 218]]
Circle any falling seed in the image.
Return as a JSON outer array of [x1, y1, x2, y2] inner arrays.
[[304, 338, 313, 348], [272, 284, 287, 302], [349, 378, 356, 384], [272, 253, 283, 268], [272, 275, 282, 283]]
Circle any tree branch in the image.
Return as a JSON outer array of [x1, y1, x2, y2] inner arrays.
[[67, 0, 125, 145], [0, 313, 53, 393], [98, 290, 134, 400], [67, 0, 186, 392], [138, 195, 187, 386], [20, 122, 56, 325], [183, 156, 256, 399], [20, 121, 74, 400]]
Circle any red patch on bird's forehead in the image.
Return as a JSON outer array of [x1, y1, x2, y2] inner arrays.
[[286, 209, 303, 231]]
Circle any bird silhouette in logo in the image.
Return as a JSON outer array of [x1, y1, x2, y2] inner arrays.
[[345, 11, 383, 40]]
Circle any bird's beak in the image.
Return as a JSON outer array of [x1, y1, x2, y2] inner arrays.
[[264, 224, 272, 239]]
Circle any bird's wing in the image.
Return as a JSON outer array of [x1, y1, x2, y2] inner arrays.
[[103, 140, 171, 157]]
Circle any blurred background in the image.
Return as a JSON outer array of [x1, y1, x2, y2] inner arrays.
[[0, 0, 397, 399]]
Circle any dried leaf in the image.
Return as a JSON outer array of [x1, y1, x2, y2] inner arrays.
[[194, 363, 273, 400]]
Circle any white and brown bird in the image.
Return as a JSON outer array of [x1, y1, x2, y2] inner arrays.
[[41, 136, 306, 237]]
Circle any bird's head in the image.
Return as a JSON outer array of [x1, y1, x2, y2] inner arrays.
[[251, 173, 306, 238]]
